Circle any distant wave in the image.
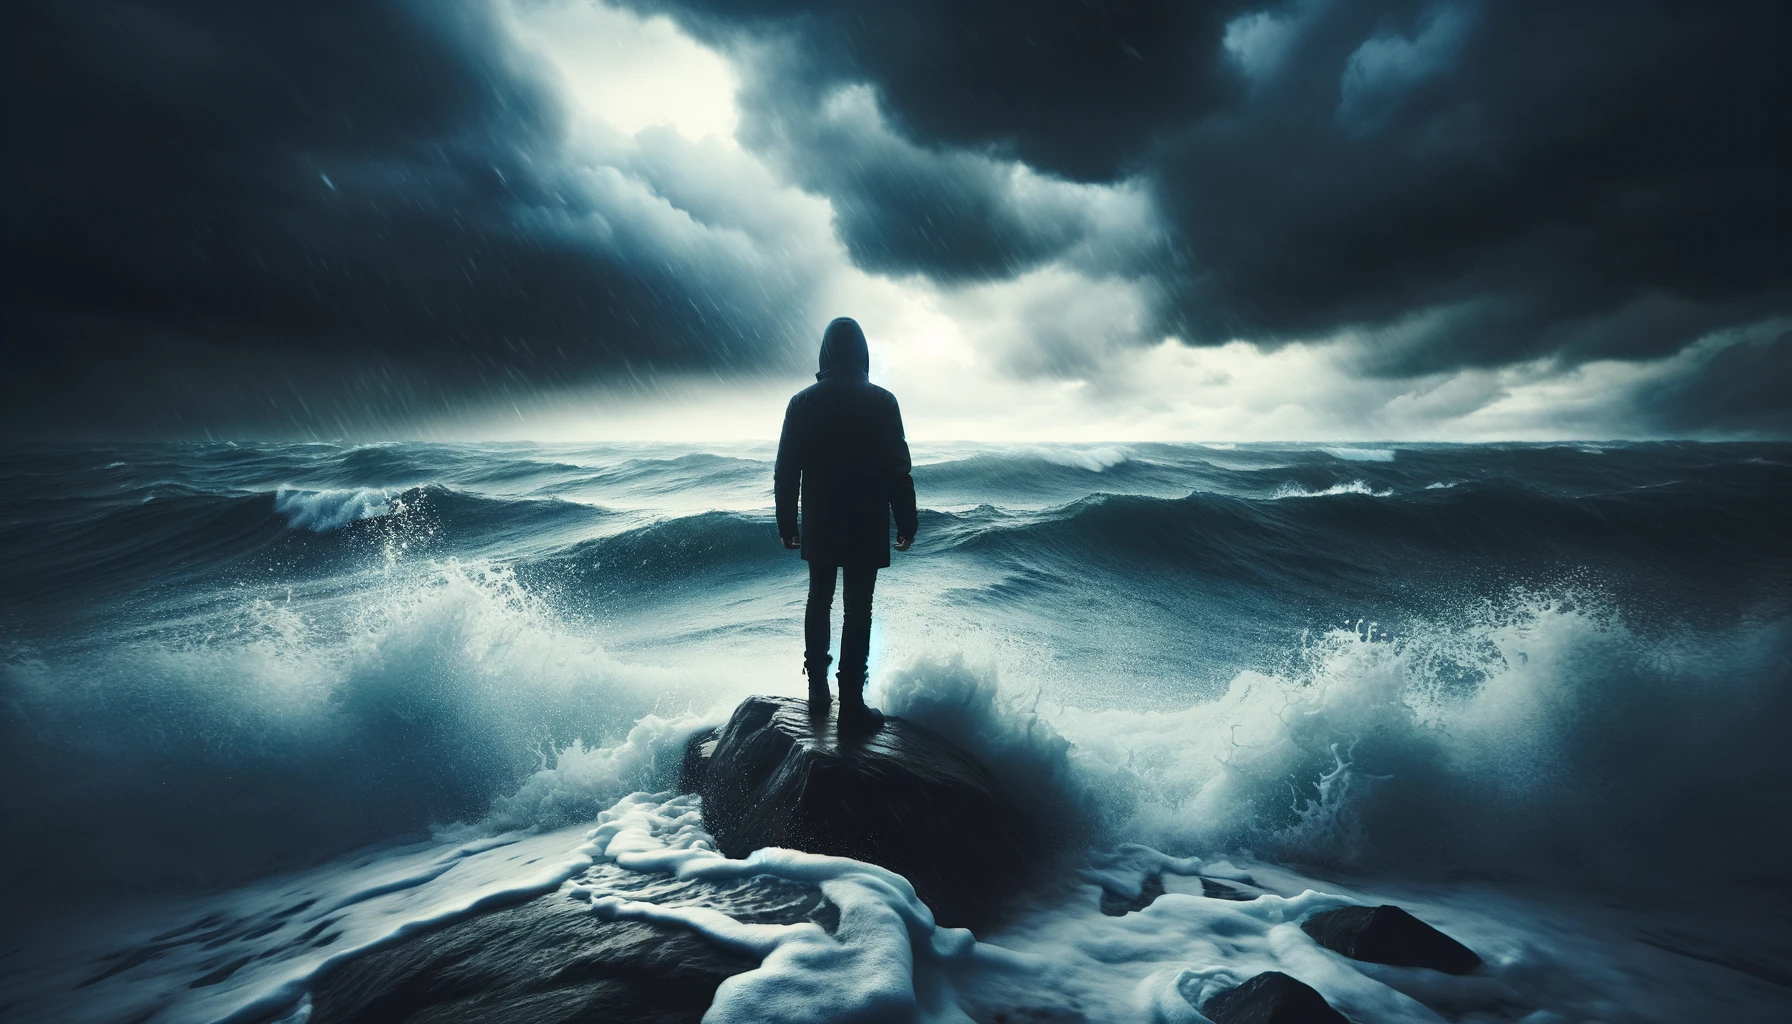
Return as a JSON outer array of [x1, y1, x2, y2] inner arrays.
[[1270, 480, 1393, 499], [1030, 444, 1130, 471], [1320, 446, 1397, 462]]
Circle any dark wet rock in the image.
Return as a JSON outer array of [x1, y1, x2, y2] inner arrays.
[[309, 895, 743, 1024], [683, 695, 1036, 930], [1201, 971, 1349, 1024], [1100, 874, 1166, 915], [1200, 876, 1271, 902], [1301, 904, 1483, 975], [310, 864, 833, 1024], [679, 726, 718, 793]]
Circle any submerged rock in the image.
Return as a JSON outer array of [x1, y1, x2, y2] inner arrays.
[[682, 695, 1036, 929], [1200, 971, 1349, 1024], [1300, 904, 1483, 975]]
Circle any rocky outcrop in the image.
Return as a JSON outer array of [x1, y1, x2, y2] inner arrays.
[[1200, 971, 1350, 1024], [309, 901, 742, 1024], [1301, 904, 1483, 975], [309, 865, 834, 1024], [681, 695, 1036, 929]]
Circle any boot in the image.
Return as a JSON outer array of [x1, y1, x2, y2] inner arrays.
[[836, 674, 884, 733], [805, 658, 833, 716]]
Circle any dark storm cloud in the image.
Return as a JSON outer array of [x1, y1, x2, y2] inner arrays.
[[635, 0, 1246, 183], [9, 0, 1789, 436], [1154, 0, 1792, 374], [621, 0, 1226, 282], [5, 0, 811, 435], [736, 68, 1079, 281], [725, 49, 1163, 282], [1645, 329, 1792, 438], [632, 0, 1792, 408]]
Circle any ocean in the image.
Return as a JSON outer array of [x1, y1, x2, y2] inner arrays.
[[2, 440, 1788, 1022]]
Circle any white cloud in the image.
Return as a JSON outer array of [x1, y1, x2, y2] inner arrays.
[[504, 0, 739, 141]]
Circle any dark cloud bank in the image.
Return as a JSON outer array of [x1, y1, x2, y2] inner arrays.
[[6, 0, 814, 435], [5, 0, 1789, 435]]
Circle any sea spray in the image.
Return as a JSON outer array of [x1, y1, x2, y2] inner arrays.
[[0, 556, 692, 896]]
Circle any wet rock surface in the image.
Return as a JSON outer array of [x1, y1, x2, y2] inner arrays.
[[682, 694, 1036, 929], [1099, 874, 1167, 916], [309, 864, 833, 1024], [1201, 971, 1351, 1024], [1301, 904, 1483, 975]]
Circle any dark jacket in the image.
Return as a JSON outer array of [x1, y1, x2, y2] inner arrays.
[[775, 318, 918, 568]]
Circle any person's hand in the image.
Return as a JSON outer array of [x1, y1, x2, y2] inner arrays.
[[894, 535, 912, 552], [782, 533, 800, 550]]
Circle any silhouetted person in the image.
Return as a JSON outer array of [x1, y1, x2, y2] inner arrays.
[[776, 317, 918, 731]]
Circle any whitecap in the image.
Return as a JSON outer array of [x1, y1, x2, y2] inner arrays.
[[273, 487, 392, 531], [1271, 480, 1393, 498], [1032, 445, 1130, 472], [1320, 447, 1396, 462]]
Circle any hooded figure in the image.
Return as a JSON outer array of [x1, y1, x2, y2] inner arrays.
[[775, 317, 918, 729]]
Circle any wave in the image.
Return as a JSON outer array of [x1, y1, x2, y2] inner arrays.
[[2, 440, 1788, 920], [1031, 444, 1131, 471], [527, 510, 788, 608], [937, 477, 1791, 585], [0, 559, 718, 906], [1321, 446, 1398, 462], [1270, 480, 1393, 498], [413, 580, 1792, 904], [872, 591, 1792, 894], [273, 487, 393, 531], [0, 485, 615, 619], [15, 596, 1785, 1023], [455, 580, 1792, 900], [913, 450, 1191, 508]]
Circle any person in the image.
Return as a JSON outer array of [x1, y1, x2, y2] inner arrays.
[[775, 317, 918, 730]]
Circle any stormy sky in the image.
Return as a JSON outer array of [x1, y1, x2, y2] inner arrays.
[[6, 0, 1788, 439]]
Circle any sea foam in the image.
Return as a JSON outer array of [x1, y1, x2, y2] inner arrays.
[[273, 487, 392, 531]]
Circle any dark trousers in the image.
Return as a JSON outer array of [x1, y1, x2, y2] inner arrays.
[[805, 562, 877, 684]]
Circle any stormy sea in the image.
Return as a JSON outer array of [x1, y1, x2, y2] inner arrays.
[[2, 440, 1788, 1023]]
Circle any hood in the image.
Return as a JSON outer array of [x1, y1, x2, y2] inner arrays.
[[817, 317, 869, 381]]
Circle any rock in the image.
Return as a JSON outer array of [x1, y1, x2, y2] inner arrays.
[[308, 895, 745, 1024], [684, 695, 1036, 930], [1200, 876, 1271, 902], [1099, 873, 1166, 915], [1300, 904, 1482, 975], [1200, 971, 1349, 1024], [310, 864, 834, 1024], [679, 726, 718, 792]]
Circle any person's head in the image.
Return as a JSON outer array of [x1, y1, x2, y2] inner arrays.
[[817, 317, 869, 380]]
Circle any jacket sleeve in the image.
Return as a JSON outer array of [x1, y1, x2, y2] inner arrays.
[[774, 397, 802, 540], [887, 398, 918, 540]]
